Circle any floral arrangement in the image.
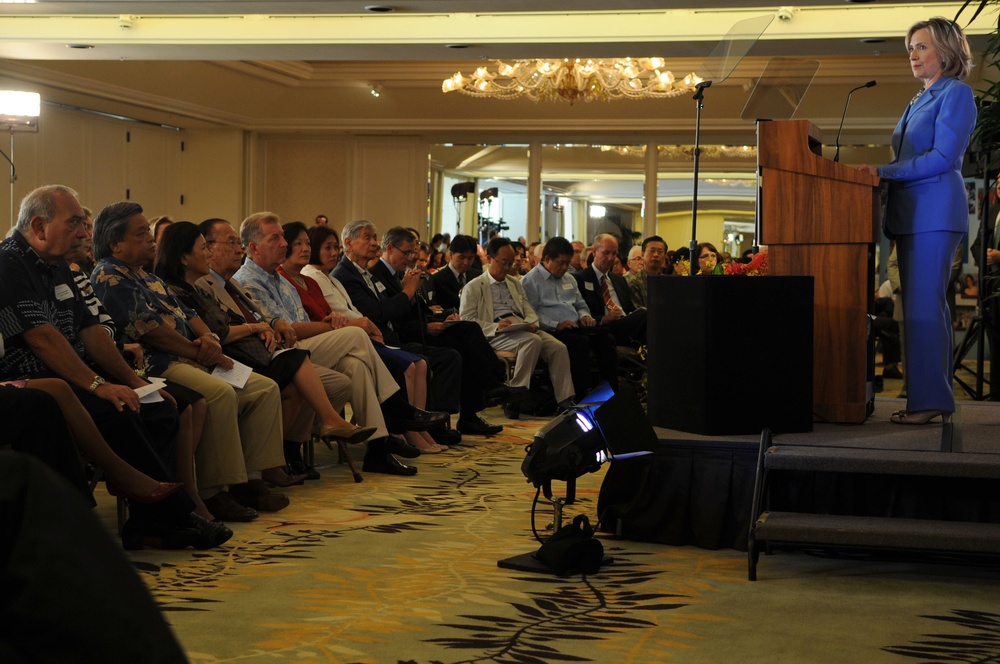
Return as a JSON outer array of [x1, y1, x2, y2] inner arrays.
[[723, 251, 768, 276], [672, 251, 768, 276]]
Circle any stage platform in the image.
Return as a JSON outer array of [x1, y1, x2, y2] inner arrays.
[[597, 398, 1000, 552]]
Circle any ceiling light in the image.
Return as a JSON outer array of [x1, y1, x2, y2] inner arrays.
[[0, 90, 41, 128], [443, 58, 700, 104], [66, 44, 95, 50], [370, 83, 383, 98], [445, 44, 470, 49], [364, 5, 395, 12]]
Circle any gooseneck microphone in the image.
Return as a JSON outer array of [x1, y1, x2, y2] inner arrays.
[[834, 80, 877, 163]]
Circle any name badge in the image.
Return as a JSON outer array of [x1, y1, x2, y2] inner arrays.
[[54, 284, 74, 301], [584, 281, 595, 291], [375, 281, 387, 293], [562, 282, 574, 290]]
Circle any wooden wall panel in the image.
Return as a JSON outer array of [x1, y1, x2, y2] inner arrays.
[[258, 135, 352, 228], [350, 136, 427, 230]]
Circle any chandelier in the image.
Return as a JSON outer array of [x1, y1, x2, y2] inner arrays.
[[442, 58, 701, 103], [598, 144, 757, 160]]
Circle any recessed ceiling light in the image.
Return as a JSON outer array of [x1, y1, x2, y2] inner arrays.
[[445, 44, 471, 49], [365, 5, 395, 12], [846, 0, 877, 4], [860, 38, 886, 44], [66, 44, 95, 49]]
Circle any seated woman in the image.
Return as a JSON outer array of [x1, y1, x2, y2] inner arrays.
[[283, 222, 446, 453], [153, 222, 377, 472]]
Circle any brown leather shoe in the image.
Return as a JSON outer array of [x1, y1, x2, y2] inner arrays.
[[203, 490, 258, 522], [230, 480, 290, 512]]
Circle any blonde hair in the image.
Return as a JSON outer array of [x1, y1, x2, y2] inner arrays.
[[907, 17, 973, 81]]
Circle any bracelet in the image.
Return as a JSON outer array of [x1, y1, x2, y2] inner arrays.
[[246, 322, 253, 335]]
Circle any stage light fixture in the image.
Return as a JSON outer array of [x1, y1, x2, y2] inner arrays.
[[501, 383, 657, 575]]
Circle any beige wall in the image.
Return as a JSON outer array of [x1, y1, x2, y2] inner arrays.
[[252, 134, 428, 235], [0, 102, 246, 233]]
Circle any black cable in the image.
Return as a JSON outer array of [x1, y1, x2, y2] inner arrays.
[[529, 485, 544, 544], [0, 145, 15, 182]]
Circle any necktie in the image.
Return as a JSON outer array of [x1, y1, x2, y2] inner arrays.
[[225, 281, 259, 323], [600, 275, 615, 313], [457, 273, 466, 290], [362, 269, 378, 296]]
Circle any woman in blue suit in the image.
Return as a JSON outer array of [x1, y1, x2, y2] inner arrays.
[[860, 17, 976, 424]]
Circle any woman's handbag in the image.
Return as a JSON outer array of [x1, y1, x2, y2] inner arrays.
[[534, 514, 605, 576]]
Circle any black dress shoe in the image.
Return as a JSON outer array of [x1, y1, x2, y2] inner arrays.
[[503, 403, 520, 420], [556, 398, 577, 413], [398, 407, 449, 431], [457, 414, 504, 436], [362, 452, 418, 476], [189, 513, 234, 549], [121, 515, 233, 551], [429, 426, 462, 446], [371, 435, 421, 459], [288, 460, 321, 481], [485, 385, 529, 407]]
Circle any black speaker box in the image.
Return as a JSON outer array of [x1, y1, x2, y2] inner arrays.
[[647, 275, 813, 435]]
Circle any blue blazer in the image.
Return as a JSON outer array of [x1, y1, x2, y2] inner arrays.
[[880, 76, 976, 238]]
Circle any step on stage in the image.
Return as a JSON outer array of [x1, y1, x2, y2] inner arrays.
[[597, 399, 1000, 569]]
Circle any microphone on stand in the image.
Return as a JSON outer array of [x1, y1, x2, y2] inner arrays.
[[834, 80, 876, 163]]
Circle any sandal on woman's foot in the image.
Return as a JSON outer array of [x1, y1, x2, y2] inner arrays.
[[889, 409, 951, 425]]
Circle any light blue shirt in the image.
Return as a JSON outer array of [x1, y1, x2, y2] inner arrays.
[[520, 263, 592, 331], [232, 258, 309, 324]]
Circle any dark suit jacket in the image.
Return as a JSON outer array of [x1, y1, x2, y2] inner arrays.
[[368, 260, 427, 343], [430, 265, 481, 311], [331, 259, 413, 346], [573, 266, 635, 321]]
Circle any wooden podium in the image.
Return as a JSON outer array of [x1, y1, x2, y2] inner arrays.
[[758, 120, 881, 424]]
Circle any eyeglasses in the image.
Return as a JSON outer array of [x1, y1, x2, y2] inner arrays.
[[390, 244, 418, 259], [207, 239, 242, 247]]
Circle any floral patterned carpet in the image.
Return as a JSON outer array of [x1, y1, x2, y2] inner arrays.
[[93, 412, 1000, 664]]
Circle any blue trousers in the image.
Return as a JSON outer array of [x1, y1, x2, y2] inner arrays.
[[896, 230, 963, 412]]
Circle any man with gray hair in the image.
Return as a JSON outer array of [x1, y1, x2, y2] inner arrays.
[[90, 200, 298, 519], [335, 221, 523, 436], [234, 212, 440, 476], [0, 185, 231, 549]]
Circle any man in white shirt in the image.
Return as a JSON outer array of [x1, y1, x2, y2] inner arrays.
[[460, 237, 575, 418]]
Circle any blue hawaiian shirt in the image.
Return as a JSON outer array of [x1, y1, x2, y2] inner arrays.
[[91, 256, 200, 375]]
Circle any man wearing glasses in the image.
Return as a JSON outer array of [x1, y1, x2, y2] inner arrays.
[[460, 237, 575, 419]]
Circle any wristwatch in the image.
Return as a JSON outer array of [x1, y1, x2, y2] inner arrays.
[[87, 375, 106, 393]]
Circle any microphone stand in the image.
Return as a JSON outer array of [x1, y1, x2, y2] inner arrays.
[[688, 80, 713, 273]]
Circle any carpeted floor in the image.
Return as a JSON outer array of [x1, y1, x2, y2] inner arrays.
[[93, 406, 1000, 664]]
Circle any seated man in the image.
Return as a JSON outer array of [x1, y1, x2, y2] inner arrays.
[[521, 236, 618, 401], [574, 233, 647, 348], [90, 201, 296, 518], [460, 237, 575, 419], [626, 235, 670, 308], [233, 212, 439, 476], [0, 185, 229, 549], [334, 221, 521, 436], [430, 234, 481, 311]]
